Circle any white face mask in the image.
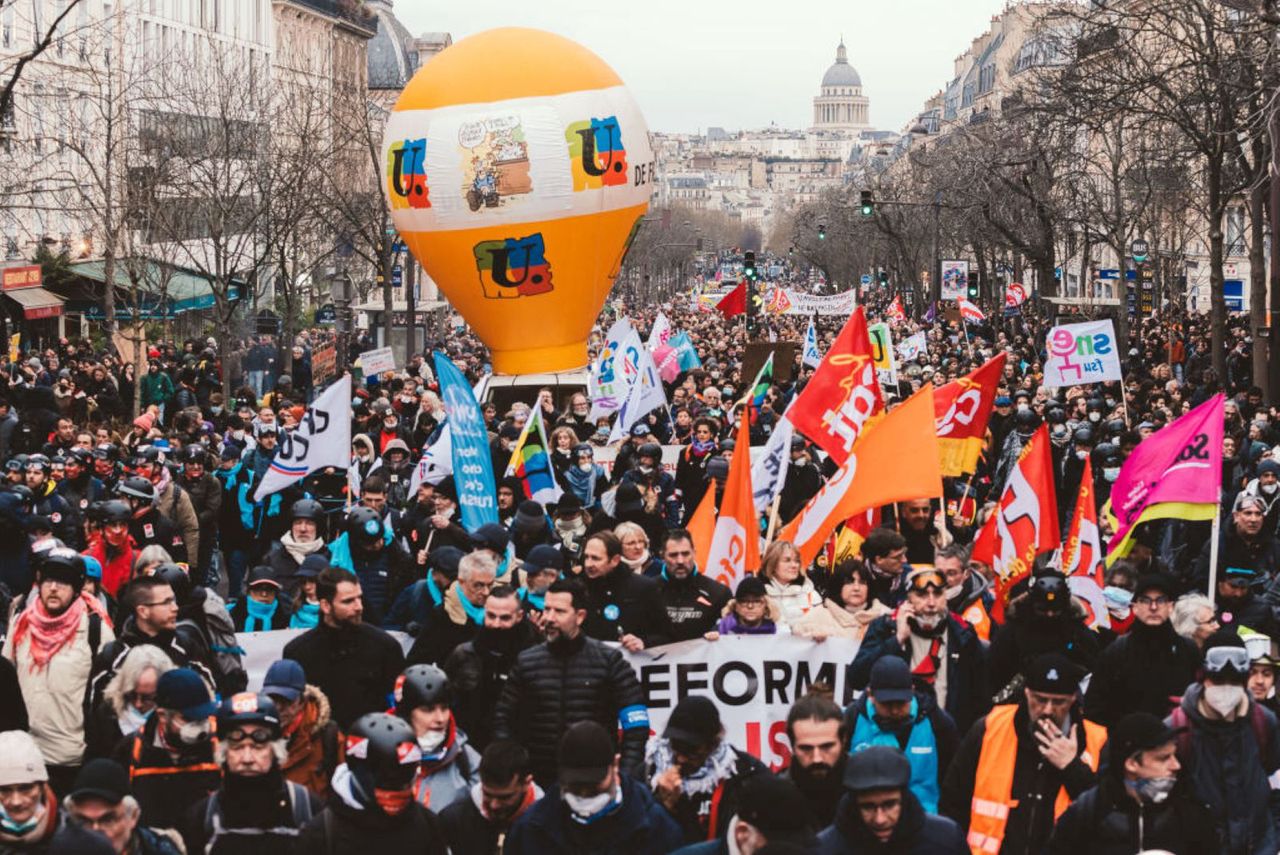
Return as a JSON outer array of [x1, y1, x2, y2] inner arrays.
[[944, 583, 964, 600], [577, 461, 593, 472], [1263, 482, 1279, 495], [417, 729, 446, 753], [232, 430, 245, 441], [178, 720, 211, 745], [1104, 467, 1120, 482], [1204, 684, 1246, 716], [563, 785, 619, 823], [1089, 412, 1102, 423]]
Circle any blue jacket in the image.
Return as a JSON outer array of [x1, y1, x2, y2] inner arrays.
[[505, 775, 683, 855], [849, 696, 945, 813]]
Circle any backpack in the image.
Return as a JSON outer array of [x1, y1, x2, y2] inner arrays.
[[1169, 702, 1273, 770], [181, 589, 244, 682], [203, 780, 314, 854]]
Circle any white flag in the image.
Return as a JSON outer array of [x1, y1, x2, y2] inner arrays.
[[589, 318, 643, 421], [608, 346, 668, 444], [647, 311, 673, 351], [897, 332, 927, 362], [408, 425, 453, 499], [255, 375, 352, 501], [752, 413, 794, 514], [802, 319, 822, 369]]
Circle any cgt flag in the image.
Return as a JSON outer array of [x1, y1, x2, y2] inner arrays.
[[1106, 394, 1224, 563], [972, 424, 1060, 621], [1062, 456, 1109, 630], [255, 375, 352, 501], [787, 307, 884, 466], [933, 352, 1006, 477], [779, 385, 943, 566], [705, 410, 760, 592]]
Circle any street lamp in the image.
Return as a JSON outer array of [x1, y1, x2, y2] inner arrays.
[[330, 272, 354, 369]]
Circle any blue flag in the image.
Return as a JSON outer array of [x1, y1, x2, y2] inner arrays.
[[668, 332, 702, 371], [803, 319, 821, 368], [433, 351, 498, 530]]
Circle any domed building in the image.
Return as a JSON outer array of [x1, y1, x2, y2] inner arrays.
[[812, 39, 871, 132], [365, 0, 452, 108]]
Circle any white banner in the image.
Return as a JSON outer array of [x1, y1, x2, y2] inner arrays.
[[647, 311, 673, 351], [238, 631, 858, 772], [254, 376, 353, 501], [1044, 320, 1123, 387], [608, 345, 668, 444], [768, 289, 856, 316], [358, 346, 397, 376], [802, 320, 822, 369], [588, 318, 643, 420], [940, 260, 969, 301], [751, 414, 793, 514], [897, 332, 927, 362]]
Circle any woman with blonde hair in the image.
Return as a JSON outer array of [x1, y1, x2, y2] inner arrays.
[[759, 540, 823, 627], [614, 521, 656, 576]]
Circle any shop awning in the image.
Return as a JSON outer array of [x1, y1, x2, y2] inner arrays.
[[4, 286, 64, 319], [67, 260, 240, 319]]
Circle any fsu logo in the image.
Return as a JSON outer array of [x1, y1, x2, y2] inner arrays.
[[386, 138, 431, 209], [473, 233, 553, 299], [566, 116, 628, 191]]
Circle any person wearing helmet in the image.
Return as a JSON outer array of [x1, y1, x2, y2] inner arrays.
[[117, 476, 187, 566], [991, 407, 1041, 496], [987, 569, 1101, 697], [82, 499, 138, 597], [3, 547, 114, 794], [392, 665, 481, 810], [91, 445, 120, 494], [56, 448, 105, 533], [24, 454, 77, 549], [177, 445, 221, 575], [618, 442, 679, 528], [134, 448, 200, 573], [328, 505, 412, 626], [183, 692, 322, 855], [295, 712, 448, 853], [263, 498, 331, 600]]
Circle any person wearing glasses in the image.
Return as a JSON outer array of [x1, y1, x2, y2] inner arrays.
[[1166, 630, 1280, 854], [849, 566, 990, 734], [182, 692, 321, 855], [63, 758, 184, 855], [1084, 573, 1201, 727]]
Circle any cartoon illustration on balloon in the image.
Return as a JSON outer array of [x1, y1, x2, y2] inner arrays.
[[383, 27, 655, 375]]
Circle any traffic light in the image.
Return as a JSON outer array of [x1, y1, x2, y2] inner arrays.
[[860, 190, 874, 217], [743, 251, 757, 281], [878, 270, 889, 287], [967, 272, 979, 300], [818, 223, 826, 240]]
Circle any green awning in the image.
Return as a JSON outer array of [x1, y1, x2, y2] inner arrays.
[[68, 260, 241, 316]]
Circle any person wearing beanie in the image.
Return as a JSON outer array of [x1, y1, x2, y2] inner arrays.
[[940, 653, 1107, 855], [1047, 712, 1217, 854], [416, 479, 472, 557], [3, 548, 114, 795], [713, 575, 778, 637], [1164, 629, 1280, 854], [508, 500, 553, 559], [1243, 456, 1280, 533], [816, 745, 966, 854], [985, 569, 1102, 695], [1085, 572, 1201, 727], [0, 730, 61, 850], [62, 758, 185, 854]]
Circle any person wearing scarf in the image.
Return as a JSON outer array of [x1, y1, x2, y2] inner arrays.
[[676, 419, 720, 520], [288, 556, 328, 630], [0, 731, 60, 850], [228, 567, 293, 632], [406, 552, 495, 667], [265, 499, 330, 601], [393, 665, 481, 811], [646, 696, 767, 844], [562, 444, 608, 510], [4, 548, 114, 788]]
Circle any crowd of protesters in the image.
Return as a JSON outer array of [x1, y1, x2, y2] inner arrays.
[[0, 291, 1274, 855]]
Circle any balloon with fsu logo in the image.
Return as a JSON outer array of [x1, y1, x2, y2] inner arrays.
[[383, 27, 655, 375]]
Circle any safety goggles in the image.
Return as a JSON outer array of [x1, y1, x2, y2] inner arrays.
[[908, 572, 946, 593], [222, 727, 275, 744], [1205, 645, 1251, 675]]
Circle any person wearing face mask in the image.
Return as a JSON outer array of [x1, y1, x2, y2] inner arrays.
[[111, 668, 220, 829], [845, 656, 959, 814], [391, 665, 481, 811], [505, 721, 682, 855], [375, 409, 411, 456], [226, 567, 293, 632], [296, 712, 448, 854], [1047, 711, 1217, 855], [619, 444, 680, 528], [1243, 457, 1280, 534], [548, 495, 590, 557], [850, 567, 990, 734], [0, 730, 62, 850], [940, 653, 1107, 855], [987, 570, 1102, 698], [1085, 573, 1201, 727], [992, 408, 1041, 496], [89, 646, 171, 760], [348, 434, 380, 490], [675, 418, 719, 521], [1165, 632, 1280, 855]]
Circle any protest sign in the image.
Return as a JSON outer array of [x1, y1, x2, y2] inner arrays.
[[253, 375, 352, 501], [940, 260, 969, 301], [358, 345, 397, 376], [588, 318, 643, 419], [867, 321, 898, 389], [311, 344, 337, 386], [764, 288, 856, 316], [1043, 320, 1122, 387], [434, 351, 498, 529]]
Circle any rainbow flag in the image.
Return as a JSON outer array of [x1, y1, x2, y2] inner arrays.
[[505, 406, 563, 505], [750, 351, 774, 413]]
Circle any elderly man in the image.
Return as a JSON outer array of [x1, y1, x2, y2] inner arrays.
[[63, 759, 186, 854], [940, 653, 1107, 855], [0, 730, 61, 850], [407, 551, 498, 667], [1199, 492, 1280, 591]]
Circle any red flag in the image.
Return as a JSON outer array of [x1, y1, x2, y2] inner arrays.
[[971, 424, 1060, 621], [933, 352, 1007, 477], [958, 297, 986, 323], [786, 307, 884, 466], [1062, 456, 1109, 629], [886, 296, 906, 322], [715, 282, 747, 318]]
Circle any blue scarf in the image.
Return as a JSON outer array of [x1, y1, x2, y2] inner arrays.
[[457, 589, 486, 625], [244, 598, 278, 632], [424, 573, 445, 607], [520, 587, 545, 611], [290, 602, 319, 629], [563, 463, 602, 507]]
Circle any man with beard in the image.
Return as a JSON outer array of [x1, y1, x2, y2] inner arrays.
[[1213, 566, 1280, 639], [262, 659, 342, 800], [183, 692, 321, 855], [282, 566, 405, 729], [392, 665, 481, 811], [438, 740, 543, 854], [846, 656, 958, 814], [936, 544, 992, 641], [940, 653, 1107, 855], [295, 713, 448, 853], [4, 549, 114, 795], [444, 584, 539, 750], [1085, 573, 1201, 726], [263, 499, 330, 600], [781, 692, 847, 826], [655, 529, 730, 641], [112, 668, 221, 828], [896, 499, 952, 564], [850, 566, 989, 733]]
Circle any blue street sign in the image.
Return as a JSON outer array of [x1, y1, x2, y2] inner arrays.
[[1098, 269, 1120, 280], [391, 265, 403, 287], [860, 274, 872, 285]]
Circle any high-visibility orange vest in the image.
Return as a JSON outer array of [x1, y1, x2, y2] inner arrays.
[[961, 598, 993, 641], [966, 704, 1106, 855]]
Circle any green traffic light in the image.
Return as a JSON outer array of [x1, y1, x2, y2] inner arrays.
[[861, 205, 873, 217]]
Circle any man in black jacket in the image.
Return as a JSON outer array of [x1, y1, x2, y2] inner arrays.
[[580, 531, 670, 651], [1047, 712, 1217, 855], [1085, 573, 1200, 726], [657, 528, 730, 641], [438, 739, 543, 855], [282, 566, 405, 729], [407, 550, 496, 666], [492, 578, 650, 785]]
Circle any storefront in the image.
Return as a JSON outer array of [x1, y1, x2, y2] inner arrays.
[[1, 264, 66, 349]]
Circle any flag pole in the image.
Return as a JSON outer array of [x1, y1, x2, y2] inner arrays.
[[765, 493, 783, 546], [1207, 491, 1222, 607]]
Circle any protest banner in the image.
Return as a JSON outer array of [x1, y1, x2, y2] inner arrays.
[[867, 321, 898, 389], [238, 631, 859, 772], [765, 289, 856, 317], [434, 351, 498, 529], [1043, 320, 1123, 387], [588, 317, 643, 419], [358, 345, 397, 376], [311, 343, 337, 386], [253, 375, 352, 501], [940, 260, 969, 301]]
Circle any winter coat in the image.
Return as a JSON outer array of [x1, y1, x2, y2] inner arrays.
[[183, 773, 321, 855], [411, 727, 481, 812], [140, 371, 174, 407], [327, 530, 414, 626], [505, 775, 684, 855], [437, 781, 543, 855], [581, 565, 672, 648], [849, 612, 990, 734], [443, 622, 541, 750], [295, 792, 448, 855], [406, 584, 482, 667], [280, 684, 343, 799], [281, 621, 405, 730], [1084, 618, 1200, 727], [1197, 524, 1280, 591], [644, 745, 767, 844], [791, 598, 890, 641], [1046, 773, 1218, 855], [815, 789, 966, 854], [112, 715, 221, 829], [90, 617, 217, 710], [986, 592, 1101, 694], [764, 576, 824, 627], [493, 633, 649, 786], [226, 596, 293, 632], [658, 570, 731, 641], [129, 507, 187, 565], [1166, 683, 1280, 855]]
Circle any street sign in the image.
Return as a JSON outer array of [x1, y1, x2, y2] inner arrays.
[[860, 274, 872, 286], [1131, 239, 1149, 263], [1098, 269, 1120, 280], [314, 304, 337, 325], [391, 265, 403, 288]]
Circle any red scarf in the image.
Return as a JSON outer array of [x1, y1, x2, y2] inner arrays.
[[10, 592, 112, 672]]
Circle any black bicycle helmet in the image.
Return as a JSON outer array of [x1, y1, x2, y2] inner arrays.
[[636, 442, 662, 463], [346, 506, 383, 541], [393, 664, 452, 717], [217, 692, 281, 739], [98, 499, 133, 523], [37, 547, 85, 593], [117, 476, 155, 503], [345, 713, 421, 796], [290, 498, 326, 522], [143, 562, 192, 605]]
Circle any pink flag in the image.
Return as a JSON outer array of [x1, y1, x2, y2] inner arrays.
[[653, 344, 681, 383], [1106, 394, 1224, 562]]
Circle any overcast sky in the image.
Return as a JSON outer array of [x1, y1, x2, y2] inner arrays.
[[396, 0, 1009, 135]]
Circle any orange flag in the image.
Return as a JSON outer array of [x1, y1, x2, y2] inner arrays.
[[705, 411, 760, 592], [933, 352, 1006, 477], [779, 386, 943, 566], [1062, 456, 1109, 629], [687, 481, 718, 573]]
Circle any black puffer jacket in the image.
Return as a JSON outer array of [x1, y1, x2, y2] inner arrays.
[[295, 797, 447, 855], [492, 633, 648, 786], [1084, 618, 1200, 727], [1047, 774, 1218, 855], [581, 565, 671, 647]]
